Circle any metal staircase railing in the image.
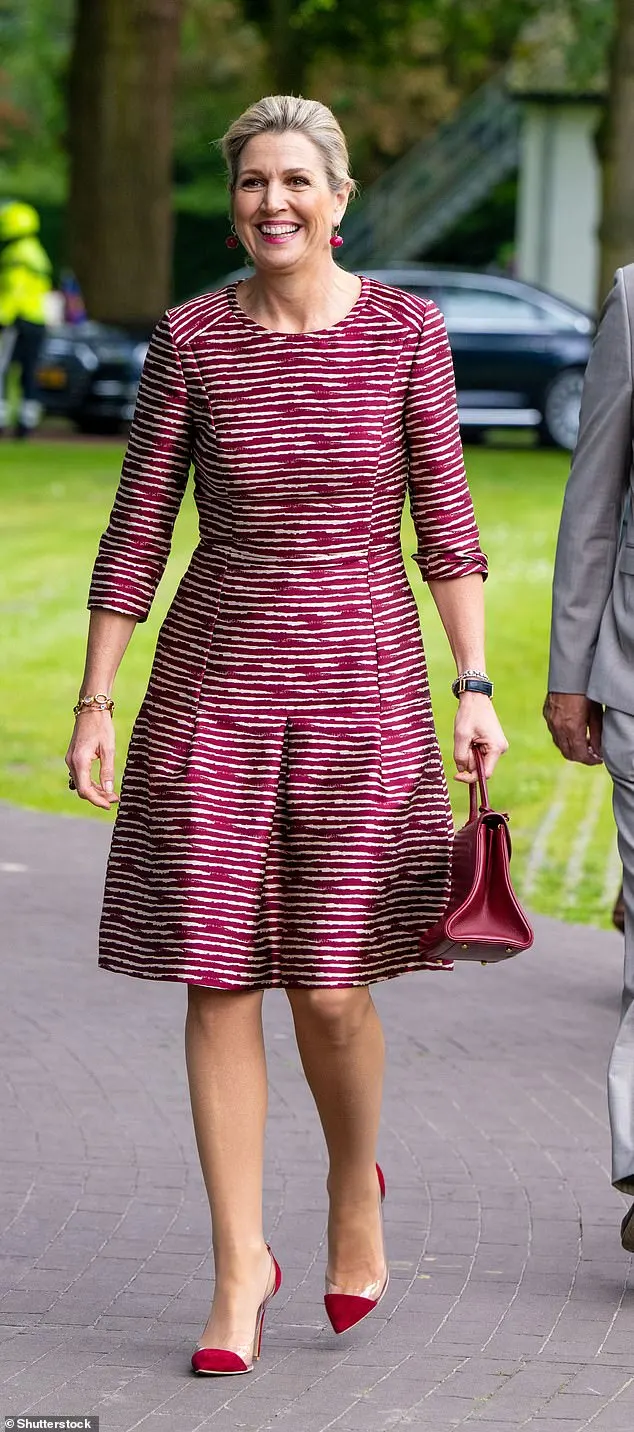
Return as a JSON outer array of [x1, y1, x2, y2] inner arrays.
[[342, 79, 521, 268]]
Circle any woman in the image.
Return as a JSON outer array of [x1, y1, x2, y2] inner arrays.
[[66, 95, 507, 1376]]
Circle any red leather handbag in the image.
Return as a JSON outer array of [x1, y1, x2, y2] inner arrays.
[[419, 747, 533, 965]]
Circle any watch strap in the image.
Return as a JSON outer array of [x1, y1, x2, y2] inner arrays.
[[452, 676, 494, 698]]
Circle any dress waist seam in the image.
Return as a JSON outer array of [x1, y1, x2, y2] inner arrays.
[[194, 540, 403, 568]]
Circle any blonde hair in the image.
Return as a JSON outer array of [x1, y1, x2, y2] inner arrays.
[[219, 95, 358, 200]]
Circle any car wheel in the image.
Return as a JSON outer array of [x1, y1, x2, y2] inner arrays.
[[540, 369, 585, 451]]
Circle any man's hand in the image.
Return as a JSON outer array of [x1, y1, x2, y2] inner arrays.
[[543, 692, 603, 765]]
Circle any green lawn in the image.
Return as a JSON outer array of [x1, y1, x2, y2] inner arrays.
[[0, 439, 619, 928]]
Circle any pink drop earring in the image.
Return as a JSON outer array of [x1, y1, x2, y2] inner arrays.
[[225, 223, 239, 250], [330, 224, 344, 249]]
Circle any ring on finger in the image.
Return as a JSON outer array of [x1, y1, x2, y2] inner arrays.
[[68, 775, 76, 791]]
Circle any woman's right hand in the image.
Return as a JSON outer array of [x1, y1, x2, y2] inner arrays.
[[65, 712, 118, 810]]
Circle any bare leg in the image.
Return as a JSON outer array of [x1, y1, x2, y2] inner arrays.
[[184, 985, 275, 1352], [286, 987, 386, 1292]]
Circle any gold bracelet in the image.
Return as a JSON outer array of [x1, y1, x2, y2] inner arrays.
[[73, 693, 115, 716]]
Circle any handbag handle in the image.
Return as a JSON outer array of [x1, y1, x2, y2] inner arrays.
[[468, 745, 490, 822]]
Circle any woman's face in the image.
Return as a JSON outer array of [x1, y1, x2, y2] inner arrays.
[[232, 131, 350, 271]]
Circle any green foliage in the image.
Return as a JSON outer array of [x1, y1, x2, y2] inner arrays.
[[510, 0, 613, 94], [566, 0, 614, 88], [436, 1, 544, 86], [244, 2, 548, 86], [0, 0, 73, 200]]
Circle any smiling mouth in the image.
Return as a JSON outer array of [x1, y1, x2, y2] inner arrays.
[[257, 224, 302, 240]]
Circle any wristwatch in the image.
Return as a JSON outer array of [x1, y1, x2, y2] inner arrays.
[[452, 674, 494, 698]]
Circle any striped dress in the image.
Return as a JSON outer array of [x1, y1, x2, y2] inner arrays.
[[89, 276, 487, 989]]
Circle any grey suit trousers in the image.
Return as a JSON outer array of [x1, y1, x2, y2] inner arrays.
[[601, 708, 634, 1195], [548, 265, 634, 1195]]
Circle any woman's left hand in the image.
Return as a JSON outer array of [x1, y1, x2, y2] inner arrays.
[[453, 692, 508, 783]]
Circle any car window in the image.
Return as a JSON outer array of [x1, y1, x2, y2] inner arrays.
[[437, 287, 552, 332]]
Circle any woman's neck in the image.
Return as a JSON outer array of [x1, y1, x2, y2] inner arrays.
[[236, 262, 362, 334]]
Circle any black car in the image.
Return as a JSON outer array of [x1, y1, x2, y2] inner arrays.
[[365, 266, 594, 449], [35, 323, 147, 433], [216, 264, 595, 450]]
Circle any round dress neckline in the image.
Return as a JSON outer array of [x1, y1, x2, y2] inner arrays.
[[226, 274, 370, 337]]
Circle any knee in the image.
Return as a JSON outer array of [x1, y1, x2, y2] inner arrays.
[[288, 987, 371, 1046], [186, 983, 261, 1030]]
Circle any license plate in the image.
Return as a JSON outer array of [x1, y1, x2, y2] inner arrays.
[[37, 365, 68, 389]]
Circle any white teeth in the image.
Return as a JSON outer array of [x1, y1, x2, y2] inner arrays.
[[259, 225, 300, 235]]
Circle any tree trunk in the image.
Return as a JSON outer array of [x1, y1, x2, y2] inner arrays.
[[598, 0, 634, 305], [67, 0, 183, 331], [270, 0, 299, 93]]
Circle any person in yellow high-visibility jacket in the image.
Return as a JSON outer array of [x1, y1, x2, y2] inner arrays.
[[0, 201, 53, 437]]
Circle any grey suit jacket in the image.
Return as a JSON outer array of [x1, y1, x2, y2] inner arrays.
[[548, 265, 634, 712]]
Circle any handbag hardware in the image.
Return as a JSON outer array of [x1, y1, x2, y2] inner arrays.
[[419, 745, 533, 965]]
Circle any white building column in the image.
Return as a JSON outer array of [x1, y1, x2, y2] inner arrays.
[[515, 99, 602, 310]]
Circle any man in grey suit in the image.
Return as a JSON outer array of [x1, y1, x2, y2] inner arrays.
[[545, 266, 634, 1252]]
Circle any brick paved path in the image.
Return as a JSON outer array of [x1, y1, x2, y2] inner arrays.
[[1, 803, 633, 1432]]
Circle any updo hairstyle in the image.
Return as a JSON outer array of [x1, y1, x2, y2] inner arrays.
[[219, 95, 358, 201]]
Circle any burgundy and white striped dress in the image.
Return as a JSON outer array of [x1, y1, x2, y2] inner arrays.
[[89, 277, 487, 988]]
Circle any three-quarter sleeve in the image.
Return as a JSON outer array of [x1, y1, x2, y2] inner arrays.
[[405, 301, 487, 582], [87, 312, 192, 621]]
